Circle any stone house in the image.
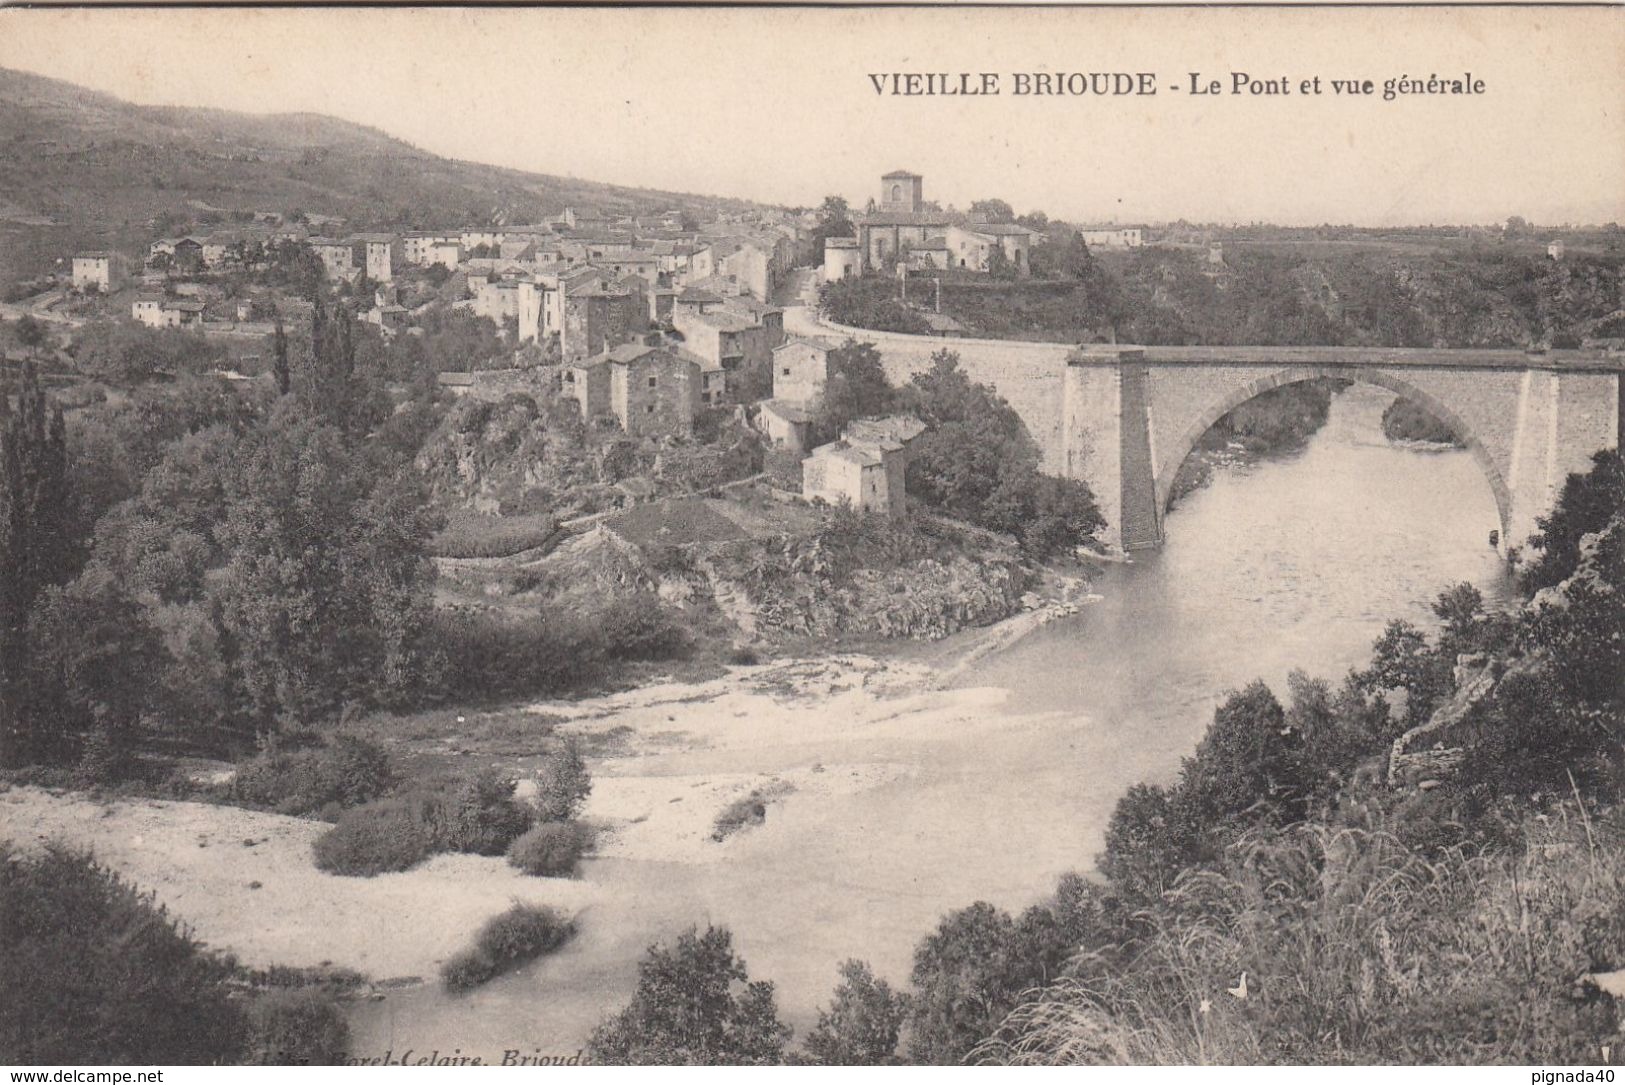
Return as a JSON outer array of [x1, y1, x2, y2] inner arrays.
[[671, 299, 785, 401], [756, 399, 816, 455], [1078, 226, 1144, 250], [307, 237, 356, 279], [71, 251, 128, 292], [561, 281, 647, 363], [801, 414, 925, 517], [562, 343, 701, 438], [945, 223, 1036, 274], [770, 338, 835, 406], [350, 234, 401, 282], [823, 237, 861, 282]]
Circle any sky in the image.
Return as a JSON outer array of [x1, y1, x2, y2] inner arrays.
[[0, 6, 1621, 227]]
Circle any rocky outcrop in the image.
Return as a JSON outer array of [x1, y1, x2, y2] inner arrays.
[[699, 540, 1030, 643], [1386, 651, 1548, 788]]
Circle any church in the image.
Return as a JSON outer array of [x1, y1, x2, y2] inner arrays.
[[824, 170, 1036, 281]]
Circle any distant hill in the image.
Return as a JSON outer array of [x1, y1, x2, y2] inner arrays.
[[0, 66, 758, 283]]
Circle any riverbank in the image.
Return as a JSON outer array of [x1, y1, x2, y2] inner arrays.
[[0, 629, 1071, 1053]]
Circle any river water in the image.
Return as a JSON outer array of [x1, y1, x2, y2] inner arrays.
[[348, 382, 1510, 1060]]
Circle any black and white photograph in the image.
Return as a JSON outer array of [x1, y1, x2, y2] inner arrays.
[[0, 4, 1622, 1071]]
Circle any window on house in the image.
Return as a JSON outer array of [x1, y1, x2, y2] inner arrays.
[[646, 405, 655, 414], [781, 367, 791, 377], [648, 376, 657, 388]]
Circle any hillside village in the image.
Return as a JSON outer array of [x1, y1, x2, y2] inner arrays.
[[0, 35, 1622, 1073]]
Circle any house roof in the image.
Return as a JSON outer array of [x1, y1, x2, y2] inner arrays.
[[675, 288, 725, 305], [774, 336, 839, 355], [844, 414, 926, 449], [963, 223, 1038, 237], [882, 170, 923, 180], [824, 237, 859, 249], [164, 300, 207, 313], [808, 439, 884, 467], [857, 211, 952, 228], [760, 399, 816, 425]]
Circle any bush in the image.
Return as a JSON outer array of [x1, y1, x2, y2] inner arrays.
[[531, 740, 592, 822], [507, 821, 590, 877], [232, 736, 395, 817], [440, 903, 575, 992], [594, 594, 687, 662], [589, 925, 790, 1064], [244, 988, 350, 1066], [0, 842, 247, 1063], [312, 792, 444, 876], [428, 512, 557, 559], [444, 770, 534, 856], [712, 791, 770, 842]]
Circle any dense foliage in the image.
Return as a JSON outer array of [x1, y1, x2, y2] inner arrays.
[[440, 903, 575, 992], [0, 842, 247, 1063], [824, 238, 1625, 350], [589, 926, 791, 1065], [900, 351, 1103, 558]]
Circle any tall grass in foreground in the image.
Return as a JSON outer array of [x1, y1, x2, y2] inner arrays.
[[977, 808, 1625, 1065]]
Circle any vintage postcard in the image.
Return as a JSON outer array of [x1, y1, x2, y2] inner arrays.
[[0, 4, 1621, 1072]]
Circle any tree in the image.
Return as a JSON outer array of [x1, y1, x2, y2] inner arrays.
[[899, 350, 1100, 557], [1178, 680, 1307, 826], [15, 315, 45, 352], [588, 925, 790, 1065], [210, 400, 438, 730], [0, 843, 247, 1063], [271, 314, 291, 397], [1521, 450, 1625, 594], [531, 738, 592, 822], [907, 901, 1038, 1064], [28, 569, 166, 780], [808, 196, 855, 261], [0, 364, 75, 767], [1099, 782, 1200, 902], [814, 340, 896, 442], [799, 959, 909, 1065], [1354, 619, 1451, 730], [969, 199, 1014, 224]]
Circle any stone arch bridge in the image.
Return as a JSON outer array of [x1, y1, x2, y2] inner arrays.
[[814, 318, 1623, 553]]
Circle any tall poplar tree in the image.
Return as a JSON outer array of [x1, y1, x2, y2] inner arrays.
[[0, 364, 74, 766]]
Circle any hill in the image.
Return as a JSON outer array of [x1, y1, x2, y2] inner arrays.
[[0, 66, 759, 283]]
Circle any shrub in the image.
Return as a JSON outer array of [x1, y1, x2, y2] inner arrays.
[[439, 948, 495, 993], [312, 792, 444, 876], [441, 903, 575, 992], [594, 594, 687, 662], [444, 770, 533, 856], [589, 925, 790, 1064], [507, 821, 590, 878], [0, 842, 247, 1063], [531, 740, 592, 822], [712, 791, 770, 842], [428, 512, 557, 559], [232, 736, 396, 817], [244, 988, 350, 1066]]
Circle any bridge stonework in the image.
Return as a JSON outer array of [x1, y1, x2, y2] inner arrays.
[[833, 318, 1622, 555], [1065, 346, 1622, 553]]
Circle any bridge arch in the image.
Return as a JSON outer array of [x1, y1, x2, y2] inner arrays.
[[1154, 366, 1515, 541]]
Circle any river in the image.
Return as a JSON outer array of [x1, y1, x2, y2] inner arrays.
[[347, 382, 1510, 1061]]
